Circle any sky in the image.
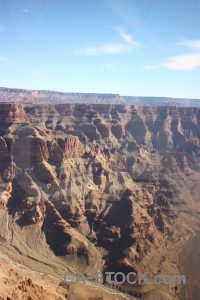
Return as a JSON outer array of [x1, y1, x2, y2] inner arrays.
[[0, 0, 200, 98]]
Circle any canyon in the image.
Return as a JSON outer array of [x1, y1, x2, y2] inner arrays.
[[0, 90, 200, 300]]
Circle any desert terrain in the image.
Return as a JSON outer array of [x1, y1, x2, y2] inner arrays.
[[0, 90, 200, 299]]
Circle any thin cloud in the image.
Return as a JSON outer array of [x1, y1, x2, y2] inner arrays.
[[144, 65, 160, 70], [32, 71, 41, 78], [161, 54, 200, 70], [107, 0, 143, 33], [179, 39, 200, 50], [0, 26, 5, 32], [104, 62, 117, 69], [21, 8, 29, 13], [0, 56, 12, 68], [144, 54, 200, 71], [75, 28, 141, 56], [0, 56, 9, 62], [145, 38, 200, 71], [75, 24, 141, 57], [118, 28, 136, 45], [75, 43, 134, 56]]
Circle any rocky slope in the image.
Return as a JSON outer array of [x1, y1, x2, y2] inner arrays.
[[0, 103, 200, 299]]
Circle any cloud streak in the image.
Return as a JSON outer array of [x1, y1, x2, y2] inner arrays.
[[118, 28, 135, 44], [117, 28, 142, 47], [0, 56, 9, 62], [145, 54, 200, 71], [32, 71, 41, 78], [145, 39, 200, 71], [21, 8, 29, 13], [0, 26, 5, 32], [179, 39, 200, 50], [161, 54, 200, 70], [0, 56, 13, 68], [75, 42, 135, 56], [75, 28, 140, 56], [107, 0, 143, 33], [104, 62, 117, 69]]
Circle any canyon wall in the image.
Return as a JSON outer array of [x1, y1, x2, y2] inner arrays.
[[0, 103, 200, 299]]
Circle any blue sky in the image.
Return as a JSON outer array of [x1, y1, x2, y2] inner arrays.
[[0, 0, 200, 98]]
